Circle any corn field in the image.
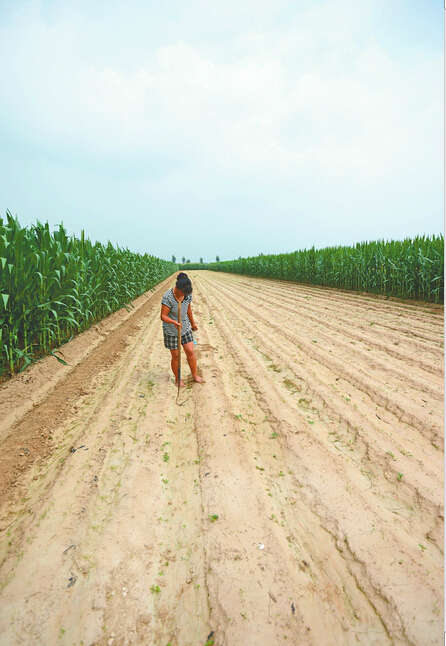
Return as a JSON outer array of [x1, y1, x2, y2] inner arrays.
[[0, 211, 176, 377], [182, 235, 444, 303]]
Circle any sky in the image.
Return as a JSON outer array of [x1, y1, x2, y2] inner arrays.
[[0, 0, 443, 262]]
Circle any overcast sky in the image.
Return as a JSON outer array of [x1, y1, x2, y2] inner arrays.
[[0, 0, 442, 262]]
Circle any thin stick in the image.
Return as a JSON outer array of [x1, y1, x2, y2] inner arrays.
[[177, 294, 181, 401], [175, 290, 188, 406]]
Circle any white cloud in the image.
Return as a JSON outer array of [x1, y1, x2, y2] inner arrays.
[[0, 0, 442, 256], [1, 4, 440, 177]]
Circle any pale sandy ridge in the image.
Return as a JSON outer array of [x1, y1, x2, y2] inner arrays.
[[0, 270, 443, 646], [210, 275, 443, 447], [197, 272, 443, 645]]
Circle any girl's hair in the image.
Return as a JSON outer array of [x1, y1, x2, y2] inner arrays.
[[176, 272, 192, 296]]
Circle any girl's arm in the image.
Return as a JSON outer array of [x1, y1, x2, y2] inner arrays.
[[187, 303, 197, 329], [161, 304, 181, 328]]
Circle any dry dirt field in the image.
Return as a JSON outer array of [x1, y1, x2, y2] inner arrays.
[[0, 270, 443, 646]]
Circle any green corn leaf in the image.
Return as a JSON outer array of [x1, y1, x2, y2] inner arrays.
[[49, 351, 69, 366]]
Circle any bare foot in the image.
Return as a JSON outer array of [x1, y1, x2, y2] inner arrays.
[[175, 379, 185, 387], [192, 375, 204, 383]]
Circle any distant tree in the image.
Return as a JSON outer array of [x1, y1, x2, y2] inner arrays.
[[186, 259, 190, 263], [200, 257, 203, 263], [216, 255, 220, 262], [172, 255, 176, 263], [182, 256, 185, 263]]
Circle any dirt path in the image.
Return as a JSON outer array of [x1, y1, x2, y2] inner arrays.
[[0, 270, 443, 646]]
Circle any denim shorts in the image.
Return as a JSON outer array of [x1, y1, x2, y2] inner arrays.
[[163, 329, 194, 349]]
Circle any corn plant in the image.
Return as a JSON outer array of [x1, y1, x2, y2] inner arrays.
[[181, 235, 443, 303], [0, 211, 176, 376]]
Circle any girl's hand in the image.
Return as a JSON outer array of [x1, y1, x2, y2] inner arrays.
[[174, 321, 182, 329], [192, 324, 198, 331]]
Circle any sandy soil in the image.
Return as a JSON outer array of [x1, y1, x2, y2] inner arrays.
[[0, 270, 443, 646]]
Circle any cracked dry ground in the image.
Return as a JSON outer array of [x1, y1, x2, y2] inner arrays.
[[0, 270, 443, 646]]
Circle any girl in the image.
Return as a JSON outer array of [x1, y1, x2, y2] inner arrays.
[[160, 272, 204, 386]]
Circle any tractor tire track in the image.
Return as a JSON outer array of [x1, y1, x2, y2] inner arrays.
[[198, 275, 442, 523], [201, 276, 442, 448]]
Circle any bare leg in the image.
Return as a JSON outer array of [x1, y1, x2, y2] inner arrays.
[[169, 349, 185, 386], [183, 342, 204, 383]]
